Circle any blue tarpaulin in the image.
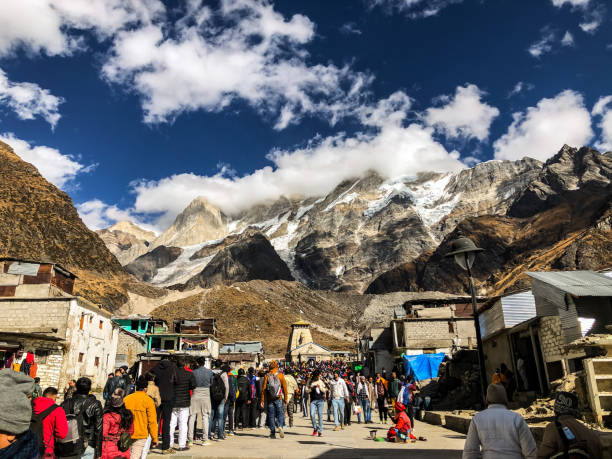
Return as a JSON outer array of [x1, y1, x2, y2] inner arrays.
[[402, 353, 445, 382]]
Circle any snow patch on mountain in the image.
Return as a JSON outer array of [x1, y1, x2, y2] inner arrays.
[[323, 179, 361, 212], [362, 174, 458, 226], [151, 240, 219, 286]]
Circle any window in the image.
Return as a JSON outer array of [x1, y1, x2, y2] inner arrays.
[[78, 353, 84, 362], [94, 357, 100, 367], [99, 320, 103, 330], [79, 314, 84, 330], [448, 321, 455, 333], [131, 320, 139, 330], [163, 339, 175, 350], [151, 338, 161, 349], [89, 316, 92, 323]]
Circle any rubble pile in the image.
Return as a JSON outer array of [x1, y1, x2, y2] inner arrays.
[[420, 350, 484, 410]]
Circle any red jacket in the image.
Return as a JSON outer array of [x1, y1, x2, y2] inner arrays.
[[33, 397, 69, 457]]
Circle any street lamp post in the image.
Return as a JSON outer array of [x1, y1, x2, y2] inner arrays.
[[446, 236, 488, 404]]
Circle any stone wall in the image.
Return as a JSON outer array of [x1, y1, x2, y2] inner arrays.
[[400, 318, 475, 350], [0, 298, 70, 338], [117, 329, 146, 367], [539, 316, 564, 362]]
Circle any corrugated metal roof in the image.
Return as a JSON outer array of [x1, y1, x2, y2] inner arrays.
[[528, 271, 612, 297], [501, 291, 537, 328]]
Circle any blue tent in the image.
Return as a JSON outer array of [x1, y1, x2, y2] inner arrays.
[[402, 353, 445, 382]]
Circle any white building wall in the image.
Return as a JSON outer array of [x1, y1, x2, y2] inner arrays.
[[60, 299, 118, 391]]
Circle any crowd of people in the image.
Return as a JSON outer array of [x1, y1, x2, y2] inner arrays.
[[0, 355, 606, 459]]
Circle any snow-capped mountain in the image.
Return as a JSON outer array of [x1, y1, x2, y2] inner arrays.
[[116, 155, 544, 292]]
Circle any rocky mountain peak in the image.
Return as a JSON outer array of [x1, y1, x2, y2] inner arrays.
[[510, 145, 612, 218], [151, 196, 228, 248], [107, 220, 156, 241]]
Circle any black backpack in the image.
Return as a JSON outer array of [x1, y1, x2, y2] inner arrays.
[[31, 404, 58, 455], [56, 398, 86, 457], [211, 372, 226, 404], [237, 377, 249, 402]]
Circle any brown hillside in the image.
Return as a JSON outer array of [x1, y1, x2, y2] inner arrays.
[[0, 140, 155, 310], [151, 280, 356, 356]]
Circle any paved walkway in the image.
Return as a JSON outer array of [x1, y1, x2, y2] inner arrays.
[[153, 412, 466, 458]]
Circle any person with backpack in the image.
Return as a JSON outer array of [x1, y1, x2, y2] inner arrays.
[[148, 357, 177, 454], [209, 360, 229, 441], [0, 371, 39, 458], [463, 383, 537, 459], [100, 389, 134, 459], [169, 357, 195, 452], [235, 368, 250, 430], [259, 360, 287, 439], [58, 377, 103, 459], [537, 391, 602, 458], [224, 365, 237, 436], [32, 387, 68, 458], [124, 376, 158, 458]]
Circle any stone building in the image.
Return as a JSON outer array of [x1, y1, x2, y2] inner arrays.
[[115, 328, 147, 368], [220, 341, 264, 367], [285, 320, 333, 362], [0, 258, 119, 391], [480, 271, 612, 396]]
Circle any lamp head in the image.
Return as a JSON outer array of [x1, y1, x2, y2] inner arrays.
[[445, 236, 484, 270]]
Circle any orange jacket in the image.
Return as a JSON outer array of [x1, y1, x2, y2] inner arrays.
[[260, 369, 288, 404]]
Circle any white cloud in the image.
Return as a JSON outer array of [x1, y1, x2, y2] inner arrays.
[[551, 0, 590, 6], [551, 0, 605, 34], [368, 0, 464, 18], [528, 29, 556, 57], [0, 133, 94, 188], [508, 81, 535, 98], [0, 68, 63, 127], [561, 30, 575, 46], [0, 0, 164, 57], [339, 22, 362, 35], [84, 92, 463, 230], [493, 90, 593, 161], [102, 0, 372, 128], [76, 199, 155, 231], [424, 84, 499, 141], [592, 95, 612, 151]]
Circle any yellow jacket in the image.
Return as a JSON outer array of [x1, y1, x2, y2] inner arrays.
[[124, 390, 158, 443]]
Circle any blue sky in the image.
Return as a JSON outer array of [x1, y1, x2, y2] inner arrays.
[[1, 0, 611, 231]]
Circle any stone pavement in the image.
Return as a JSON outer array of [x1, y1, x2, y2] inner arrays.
[[152, 412, 466, 458]]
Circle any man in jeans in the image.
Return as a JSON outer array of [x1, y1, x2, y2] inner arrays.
[[329, 371, 350, 431], [356, 376, 372, 424], [259, 360, 287, 439], [209, 360, 228, 440], [189, 357, 213, 446]]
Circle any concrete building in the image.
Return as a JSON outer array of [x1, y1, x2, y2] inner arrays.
[[285, 320, 333, 362], [359, 296, 482, 375], [0, 258, 119, 391]]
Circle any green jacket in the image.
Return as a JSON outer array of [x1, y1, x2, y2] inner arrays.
[[389, 378, 400, 398]]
